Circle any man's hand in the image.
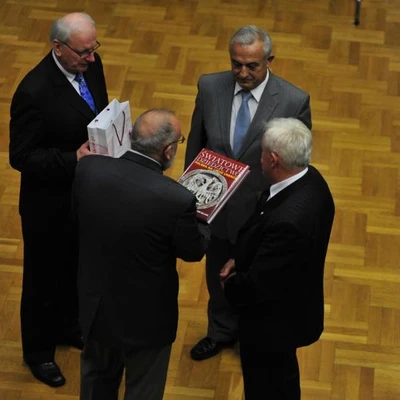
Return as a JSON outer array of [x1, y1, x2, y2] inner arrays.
[[77, 140, 94, 160], [220, 258, 236, 289]]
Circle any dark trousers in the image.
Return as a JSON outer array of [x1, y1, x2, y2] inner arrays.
[[240, 342, 300, 400], [206, 236, 238, 342], [20, 214, 79, 364], [80, 338, 172, 400]]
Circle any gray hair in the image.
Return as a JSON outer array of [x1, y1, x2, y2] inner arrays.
[[130, 109, 177, 157], [229, 25, 273, 59], [262, 118, 312, 169], [49, 12, 95, 43]]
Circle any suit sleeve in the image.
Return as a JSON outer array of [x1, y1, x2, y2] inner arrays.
[[295, 93, 312, 130], [184, 77, 207, 168], [224, 222, 308, 307], [9, 89, 78, 181], [172, 196, 211, 261]]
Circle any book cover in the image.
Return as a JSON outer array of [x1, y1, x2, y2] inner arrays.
[[178, 148, 250, 223]]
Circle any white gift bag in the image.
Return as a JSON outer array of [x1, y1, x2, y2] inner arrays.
[[87, 98, 132, 157]]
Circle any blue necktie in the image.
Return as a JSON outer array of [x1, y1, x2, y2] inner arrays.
[[233, 90, 252, 157], [75, 73, 96, 113]]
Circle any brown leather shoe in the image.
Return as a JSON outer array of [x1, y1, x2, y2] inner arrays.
[[25, 360, 66, 387], [190, 337, 237, 361]]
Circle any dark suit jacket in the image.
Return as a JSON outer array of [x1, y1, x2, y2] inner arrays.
[[185, 71, 312, 243], [224, 166, 335, 351], [9, 51, 108, 228], [72, 151, 211, 350]]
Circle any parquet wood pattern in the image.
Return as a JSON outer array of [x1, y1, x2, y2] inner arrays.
[[1, 0, 400, 399]]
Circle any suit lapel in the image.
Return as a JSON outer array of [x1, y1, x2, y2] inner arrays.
[[84, 53, 105, 115], [242, 170, 311, 231], [217, 74, 235, 157], [45, 52, 97, 121]]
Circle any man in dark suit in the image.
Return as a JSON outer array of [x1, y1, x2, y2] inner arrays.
[[9, 12, 108, 387], [186, 25, 312, 360], [73, 109, 211, 400], [220, 117, 335, 399]]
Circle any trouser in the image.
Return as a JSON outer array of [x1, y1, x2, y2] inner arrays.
[[206, 236, 238, 342], [240, 342, 300, 400], [80, 338, 172, 400], [20, 215, 79, 364]]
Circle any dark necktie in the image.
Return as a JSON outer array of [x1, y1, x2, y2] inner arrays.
[[75, 73, 96, 113], [233, 90, 252, 157]]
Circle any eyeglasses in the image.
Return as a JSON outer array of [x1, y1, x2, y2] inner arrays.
[[60, 40, 101, 58], [163, 135, 186, 152], [169, 135, 186, 145]]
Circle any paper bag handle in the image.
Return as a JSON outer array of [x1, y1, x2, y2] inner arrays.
[[112, 111, 126, 146]]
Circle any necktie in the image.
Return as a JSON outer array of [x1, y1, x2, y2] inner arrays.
[[75, 73, 96, 113], [233, 90, 252, 157]]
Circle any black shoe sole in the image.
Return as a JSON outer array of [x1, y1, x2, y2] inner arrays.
[[190, 347, 222, 361], [190, 339, 238, 361], [31, 371, 66, 387]]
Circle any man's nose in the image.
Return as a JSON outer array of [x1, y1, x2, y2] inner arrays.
[[238, 65, 249, 77], [85, 52, 96, 62]]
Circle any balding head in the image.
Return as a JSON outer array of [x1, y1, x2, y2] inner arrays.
[[50, 12, 98, 74], [130, 109, 183, 170], [50, 12, 95, 43]]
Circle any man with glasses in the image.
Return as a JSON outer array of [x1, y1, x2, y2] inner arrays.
[[73, 109, 210, 400], [9, 12, 108, 387], [185, 25, 312, 361]]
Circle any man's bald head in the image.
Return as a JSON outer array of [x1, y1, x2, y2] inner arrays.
[[50, 12, 95, 43], [130, 109, 182, 170]]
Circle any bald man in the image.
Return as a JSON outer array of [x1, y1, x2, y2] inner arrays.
[[9, 12, 108, 386], [73, 109, 211, 400]]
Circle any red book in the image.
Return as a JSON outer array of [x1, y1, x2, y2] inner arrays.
[[178, 148, 250, 223]]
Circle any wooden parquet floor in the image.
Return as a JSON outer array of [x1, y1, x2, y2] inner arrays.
[[1, 0, 400, 399]]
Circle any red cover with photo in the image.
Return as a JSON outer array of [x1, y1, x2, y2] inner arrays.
[[178, 148, 250, 223]]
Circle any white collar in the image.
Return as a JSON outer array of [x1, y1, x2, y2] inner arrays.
[[128, 149, 162, 167], [269, 167, 308, 200], [51, 50, 76, 83]]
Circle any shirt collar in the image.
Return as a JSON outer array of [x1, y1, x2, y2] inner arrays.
[[128, 149, 162, 168], [269, 167, 308, 200], [51, 50, 76, 83]]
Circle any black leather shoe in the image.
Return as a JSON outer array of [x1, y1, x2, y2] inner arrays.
[[57, 334, 84, 350], [190, 337, 237, 361], [26, 361, 66, 387]]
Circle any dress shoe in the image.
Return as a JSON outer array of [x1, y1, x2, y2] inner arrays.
[[190, 336, 237, 361], [25, 360, 66, 387], [57, 333, 84, 350]]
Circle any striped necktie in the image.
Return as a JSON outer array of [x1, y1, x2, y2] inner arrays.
[[74, 73, 96, 113]]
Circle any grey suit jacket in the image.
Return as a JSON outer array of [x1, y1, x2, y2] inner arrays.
[[185, 71, 312, 243]]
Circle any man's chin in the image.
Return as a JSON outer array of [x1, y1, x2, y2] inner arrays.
[[76, 65, 89, 73], [238, 81, 255, 90]]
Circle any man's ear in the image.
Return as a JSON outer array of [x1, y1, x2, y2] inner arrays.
[[270, 152, 279, 168], [53, 39, 62, 57], [163, 144, 173, 161]]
